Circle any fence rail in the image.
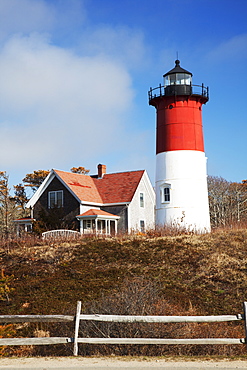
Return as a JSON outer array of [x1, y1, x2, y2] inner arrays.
[[0, 315, 74, 323], [77, 338, 244, 345], [79, 314, 243, 323], [0, 301, 246, 356], [0, 337, 71, 346]]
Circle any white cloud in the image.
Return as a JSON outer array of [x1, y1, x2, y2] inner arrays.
[[0, 0, 152, 186], [206, 33, 247, 63], [78, 25, 148, 70], [0, 33, 135, 172], [0, 0, 87, 44], [0, 0, 54, 41], [0, 34, 132, 112]]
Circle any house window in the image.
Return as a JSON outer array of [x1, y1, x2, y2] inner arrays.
[[161, 184, 171, 203], [48, 190, 63, 208], [140, 192, 144, 207], [140, 220, 145, 232], [26, 224, 32, 233], [83, 220, 95, 229]]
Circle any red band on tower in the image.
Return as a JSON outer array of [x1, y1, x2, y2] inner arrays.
[[152, 96, 206, 153], [148, 59, 208, 155]]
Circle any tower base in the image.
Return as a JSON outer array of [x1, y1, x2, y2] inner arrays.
[[156, 150, 211, 233]]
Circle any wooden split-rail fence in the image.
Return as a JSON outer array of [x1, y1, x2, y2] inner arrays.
[[0, 301, 247, 356]]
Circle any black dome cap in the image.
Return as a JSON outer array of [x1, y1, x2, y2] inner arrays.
[[163, 60, 192, 77]]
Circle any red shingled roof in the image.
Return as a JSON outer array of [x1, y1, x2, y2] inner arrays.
[[94, 171, 144, 204], [53, 169, 144, 204], [54, 170, 102, 203]]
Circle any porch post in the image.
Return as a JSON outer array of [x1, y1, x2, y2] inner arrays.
[[16, 223, 20, 237], [95, 218, 98, 235]]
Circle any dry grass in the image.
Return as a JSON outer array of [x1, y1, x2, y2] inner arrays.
[[0, 226, 247, 356]]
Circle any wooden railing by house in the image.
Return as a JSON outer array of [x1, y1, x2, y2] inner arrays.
[[0, 301, 247, 356], [42, 229, 81, 239]]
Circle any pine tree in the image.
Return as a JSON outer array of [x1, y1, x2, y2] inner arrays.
[[22, 170, 50, 192], [0, 171, 16, 235]]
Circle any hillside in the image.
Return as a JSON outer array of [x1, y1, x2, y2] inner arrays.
[[1, 229, 247, 356], [1, 229, 247, 314]]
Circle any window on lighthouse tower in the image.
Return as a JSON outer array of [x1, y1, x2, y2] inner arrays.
[[161, 184, 171, 203], [164, 187, 170, 202], [164, 73, 191, 86]]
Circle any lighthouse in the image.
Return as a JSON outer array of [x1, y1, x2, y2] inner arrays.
[[149, 60, 211, 232]]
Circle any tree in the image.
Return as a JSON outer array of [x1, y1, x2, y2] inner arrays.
[[70, 166, 90, 175], [231, 180, 247, 223], [13, 184, 29, 212], [208, 176, 247, 227], [0, 171, 9, 234], [22, 170, 50, 192], [0, 171, 17, 235]]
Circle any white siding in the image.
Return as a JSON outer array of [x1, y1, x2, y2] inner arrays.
[[79, 204, 100, 214], [156, 150, 211, 232], [128, 171, 155, 232]]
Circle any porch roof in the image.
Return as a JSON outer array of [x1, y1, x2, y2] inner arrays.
[[13, 217, 36, 224], [76, 209, 120, 220]]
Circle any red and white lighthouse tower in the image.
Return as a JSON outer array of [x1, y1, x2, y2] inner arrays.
[[149, 60, 211, 232]]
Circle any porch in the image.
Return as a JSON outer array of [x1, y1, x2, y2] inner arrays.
[[76, 209, 120, 236], [13, 217, 36, 236]]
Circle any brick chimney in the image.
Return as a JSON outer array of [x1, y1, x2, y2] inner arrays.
[[98, 164, 106, 178]]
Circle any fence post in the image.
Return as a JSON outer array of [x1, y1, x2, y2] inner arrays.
[[73, 301, 81, 356], [243, 302, 247, 345]]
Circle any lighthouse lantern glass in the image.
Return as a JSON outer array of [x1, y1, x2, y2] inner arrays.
[[165, 73, 191, 86]]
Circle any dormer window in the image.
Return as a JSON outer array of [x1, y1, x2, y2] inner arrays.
[[48, 190, 63, 208]]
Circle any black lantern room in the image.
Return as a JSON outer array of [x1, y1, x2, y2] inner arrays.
[[148, 60, 209, 103], [163, 59, 192, 96]]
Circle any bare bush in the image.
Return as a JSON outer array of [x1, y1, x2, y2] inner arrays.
[[208, 176, 247, 228], [0, 277, 245, 358], [79, 278, 244, 357]]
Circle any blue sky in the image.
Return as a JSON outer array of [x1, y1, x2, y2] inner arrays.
[[0, 0, 246, 192]]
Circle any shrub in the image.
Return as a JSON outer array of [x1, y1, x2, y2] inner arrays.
[[79, 278, 245, 357]]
